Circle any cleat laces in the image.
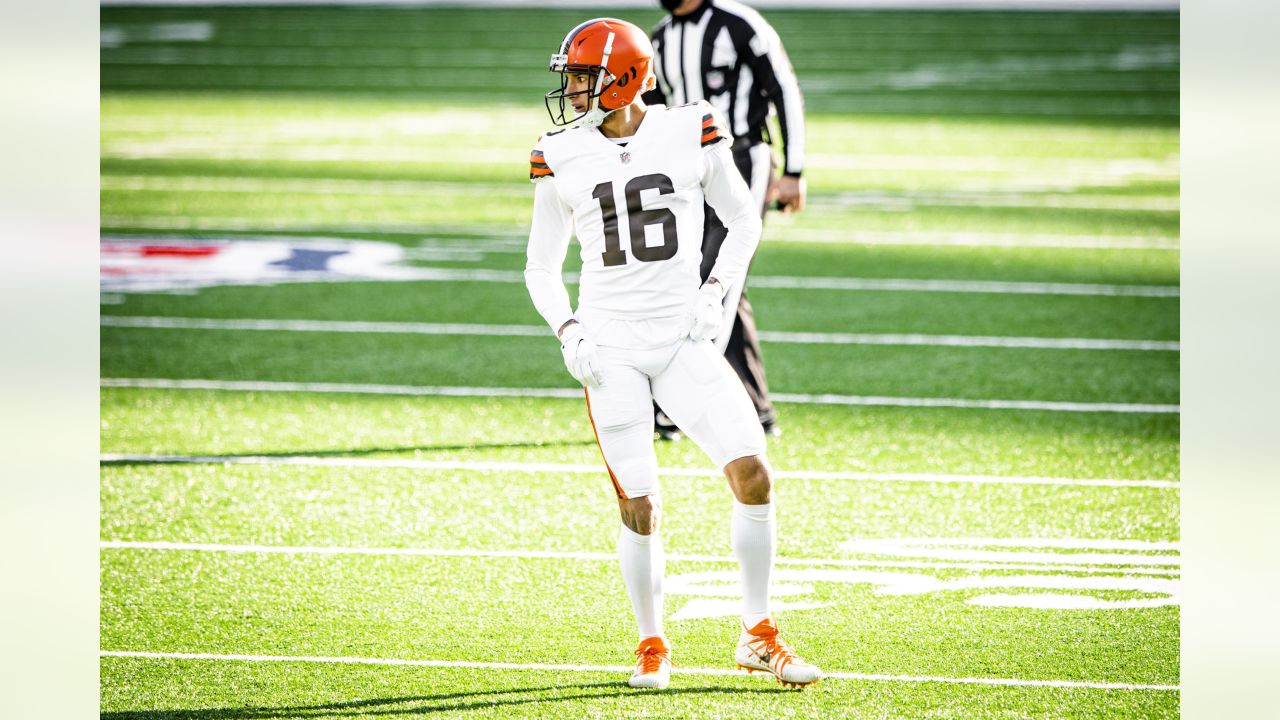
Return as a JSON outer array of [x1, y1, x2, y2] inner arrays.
[[746, 624, 798, 675], [635, 645, 671, 675]]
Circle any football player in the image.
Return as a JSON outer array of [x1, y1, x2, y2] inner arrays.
[[523, 17, 823, 690]]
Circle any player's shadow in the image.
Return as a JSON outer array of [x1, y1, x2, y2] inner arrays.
[[100, 438, 598, 464], [98, 680, 789, 718]]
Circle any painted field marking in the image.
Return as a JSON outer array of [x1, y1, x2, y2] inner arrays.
[[98, 235, 1178, 298], [99, 453, 1179, 490], [100, 316, 1180, 352], [99, 377, 1180, 414], [97, 650, 1178, 692], [99, 540, 1179, 578]]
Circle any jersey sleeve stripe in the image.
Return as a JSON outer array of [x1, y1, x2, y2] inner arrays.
[[701, 113, 714, 129], [529, 147, 553, 179], [700, 127, 723, 146]]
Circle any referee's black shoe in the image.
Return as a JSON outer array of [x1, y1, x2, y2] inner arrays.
[[655, 410, 682, 442]]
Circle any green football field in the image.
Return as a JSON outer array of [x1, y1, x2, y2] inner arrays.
[[100, 5, 1179, 718]]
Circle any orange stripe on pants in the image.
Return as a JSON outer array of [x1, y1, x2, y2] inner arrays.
[[583, 388, 628, 500]]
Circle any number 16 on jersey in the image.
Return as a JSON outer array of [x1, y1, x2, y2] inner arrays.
[[591, 173, 680, 267]]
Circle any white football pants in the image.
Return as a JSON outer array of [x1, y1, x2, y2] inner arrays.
[[584, 336, 767, 499]]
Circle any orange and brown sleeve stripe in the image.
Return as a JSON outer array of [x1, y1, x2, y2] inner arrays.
[[700, 113, 723, 147], [529, 149, 553, 179]]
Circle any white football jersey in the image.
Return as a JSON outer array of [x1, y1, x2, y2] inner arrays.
[[524, 100, 760, 347]]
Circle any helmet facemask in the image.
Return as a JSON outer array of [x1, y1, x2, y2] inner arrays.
[[545, 59, 617, 128]]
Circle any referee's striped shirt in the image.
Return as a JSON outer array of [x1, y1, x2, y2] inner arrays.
[[644, 0, 806, 177]]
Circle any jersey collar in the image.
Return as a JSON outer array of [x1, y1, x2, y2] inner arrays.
[[671, 0, 713, 24]]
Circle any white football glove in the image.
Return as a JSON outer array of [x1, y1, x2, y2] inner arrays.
[[559, 322, 603, 388], [688, 279, 727, 342]]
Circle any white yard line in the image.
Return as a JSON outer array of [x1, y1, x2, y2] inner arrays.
[[97, 650, 1179, 691], [817, 191, 1178, 213], [761, 330, 1177, 351], [99, 218, 1177, 251], [100, 316, 1179, 352], [102, 316, 548, 338], [98, 540, 1179, 577], [102, 175, 523, 198], [100, 1, 1182, 10], [747, 275, 1178, 298], [99, 378, 1180, 414], [101, 377, 581, 399], [100, 215, 523, 237], [102, 174, 1175, 213], [764, 230, 1179, 251], [776, 392, 1179, 414], [99, 453, 1179, 490]]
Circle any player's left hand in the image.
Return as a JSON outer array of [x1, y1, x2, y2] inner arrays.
[[688, 279, 727, 342], [559, 322, 603, 388], [772, 174, 806, 213]]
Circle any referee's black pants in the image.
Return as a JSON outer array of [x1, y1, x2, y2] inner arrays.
[[700, 141, 777, 428]]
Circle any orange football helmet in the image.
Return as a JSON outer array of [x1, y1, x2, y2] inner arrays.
[[545, 18, 656, 127]]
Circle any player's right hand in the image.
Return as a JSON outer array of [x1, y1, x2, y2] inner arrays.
[[559, 322, 603, 388]]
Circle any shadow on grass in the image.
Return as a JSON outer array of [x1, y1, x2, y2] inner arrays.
[[100, 438, 599, 464], [100, 681, 791, 718]]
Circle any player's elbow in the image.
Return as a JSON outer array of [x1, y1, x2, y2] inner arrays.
[[523, 264, 551, 293], [733, 212, 763, 253]]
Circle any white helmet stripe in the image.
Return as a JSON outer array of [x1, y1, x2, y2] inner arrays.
[[558, 17, 610, 56]]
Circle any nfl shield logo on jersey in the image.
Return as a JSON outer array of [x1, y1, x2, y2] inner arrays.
[[619, 151, 632, 164]]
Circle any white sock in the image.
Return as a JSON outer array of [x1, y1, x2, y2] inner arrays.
[[618, 524, 665, 640], [731, 499, 775, 629]]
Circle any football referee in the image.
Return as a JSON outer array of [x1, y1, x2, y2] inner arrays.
[[644, 0, 806, 437]]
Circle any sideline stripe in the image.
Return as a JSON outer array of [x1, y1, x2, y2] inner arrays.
[[100, 378, 1180, 415], [100, 316, 1180, 352], [99, 454, 1180, 489], [97, 650, 1179, 691], [99, 540, 1179, 577]]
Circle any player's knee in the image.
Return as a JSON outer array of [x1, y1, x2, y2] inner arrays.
[[725, 455, 772, 504], [619, 494, 661, 535]]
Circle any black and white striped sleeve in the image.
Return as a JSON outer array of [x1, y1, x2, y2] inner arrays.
[[641, 23, 670, 106], [740, 17, 805, 176]]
